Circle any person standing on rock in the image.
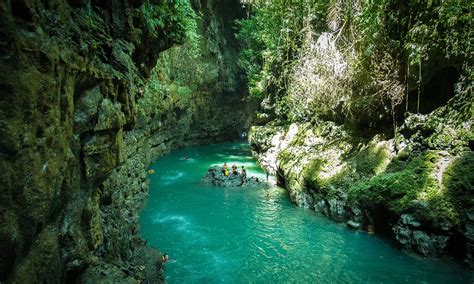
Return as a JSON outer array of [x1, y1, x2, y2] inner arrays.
[[223, 163, 229, 176], [241, 166, 247, 185]]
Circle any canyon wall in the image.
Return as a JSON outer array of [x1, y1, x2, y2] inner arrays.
[[0, 0, 249, 282], [249, 76, 473, 266]]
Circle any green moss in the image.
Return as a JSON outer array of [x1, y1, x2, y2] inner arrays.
[[139, 0, 197, 43], [442, 152, 474, 221], [303, 158, 326, 190], [347, 151, 468, 225], [302, 138, 391, 196], [349, 140, 391, 177]]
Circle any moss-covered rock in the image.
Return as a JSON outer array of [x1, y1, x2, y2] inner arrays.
[[348, 151, 464, 227], [0, 0, 251, 282], [250, 83, 473, 262]]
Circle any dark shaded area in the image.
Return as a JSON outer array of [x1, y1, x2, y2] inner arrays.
[[372, 206, 396, 237], [406, 66, 459, 114], [0, 0, 185, 281], [11, 0, 32, 21]]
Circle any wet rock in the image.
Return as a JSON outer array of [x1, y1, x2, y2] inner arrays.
[[393, 225, 412, 245], [82, 131, 124, 181], [202, 166, 268, 188], [347, 220, 361, 229], [350, 206, 364, 223], [73, 87, 103, 134], [465, 223, 474, 241], [400, 214, 421, 227], [393, 216, 450, 256], [94, 99, 126, 131], [314, 200, 329, 215], [327, 199, 346, 222], [467, 212, 474, 221]]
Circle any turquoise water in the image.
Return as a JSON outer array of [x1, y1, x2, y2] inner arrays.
[[140, 142, 472, 283]]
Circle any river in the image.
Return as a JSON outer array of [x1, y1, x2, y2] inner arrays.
[[140, 142, 471, 283]]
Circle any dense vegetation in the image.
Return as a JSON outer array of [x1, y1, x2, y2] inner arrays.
[[243, 0, 473, 259], [236, 0, 472, 130]]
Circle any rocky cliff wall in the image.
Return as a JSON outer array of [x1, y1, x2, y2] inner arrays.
[[0, 0, 249, 282], [249, 78, 473, 266]]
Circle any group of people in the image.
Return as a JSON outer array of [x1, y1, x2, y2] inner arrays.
[[222, 163, 247, 179]]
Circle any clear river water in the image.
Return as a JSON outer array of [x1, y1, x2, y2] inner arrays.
[[140, 142, 472, 283]]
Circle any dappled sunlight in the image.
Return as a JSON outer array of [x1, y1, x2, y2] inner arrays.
[[288, 31, 350, 119]]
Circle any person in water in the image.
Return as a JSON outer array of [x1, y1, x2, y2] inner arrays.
[[223, 163, 229, 176], [162, 253, 169, 263], [232, 164, 238, 175]]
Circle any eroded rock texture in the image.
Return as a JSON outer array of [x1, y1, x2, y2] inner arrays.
[[0, 0, 249, 282]]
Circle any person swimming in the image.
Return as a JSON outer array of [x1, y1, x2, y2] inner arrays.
[[162, 253, 169, 263]]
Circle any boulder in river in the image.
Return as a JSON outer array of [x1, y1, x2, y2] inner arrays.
[[202, 166, 268, 188]]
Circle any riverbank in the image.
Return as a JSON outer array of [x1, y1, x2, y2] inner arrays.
[[249, 89, 473, 267]]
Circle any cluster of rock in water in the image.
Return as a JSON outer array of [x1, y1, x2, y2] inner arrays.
[[202, 166, 268, 188]]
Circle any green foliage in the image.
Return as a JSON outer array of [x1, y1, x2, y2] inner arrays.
[[235, 0, 328, 100], [404, 1, 473, 64], [303, 137, 391, 198], [349, 141, 391, 177], [139, 2, 165, 36], [236, 0, 472, 127], [137, 0, 206, 118], [139, 0, 199, 44]]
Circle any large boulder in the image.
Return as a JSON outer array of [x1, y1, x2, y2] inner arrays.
[[202, 166, 268, 188]]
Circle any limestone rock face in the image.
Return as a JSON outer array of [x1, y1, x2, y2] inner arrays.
[[0, 0, 250, 282]]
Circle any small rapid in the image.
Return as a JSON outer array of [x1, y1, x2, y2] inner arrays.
[[139, 142, 471, 283]]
